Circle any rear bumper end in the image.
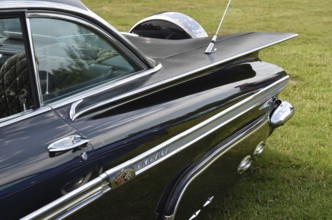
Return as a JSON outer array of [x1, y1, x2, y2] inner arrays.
[[270, 100, 294, 128]]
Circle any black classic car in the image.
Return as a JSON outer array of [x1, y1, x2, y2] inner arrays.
[[0, 0, 296, 219]]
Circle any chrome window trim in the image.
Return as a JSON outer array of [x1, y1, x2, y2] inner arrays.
[[0, 13, 49, 127], [26, 12, 146, 68], [22, 76, 288, 219], [25, 16, 43, 105], [25, 12, 155, 106], [49, 61, 159, 109], [70, 62, 162, 120], [0, 106, 52, 128], [0, 1, 151, 66], [50, 62, 162, 111]]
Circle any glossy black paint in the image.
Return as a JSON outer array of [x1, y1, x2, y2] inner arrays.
[[67, 59, 286, 219], [170, 116, 272, 219], [0, 110, 96, 219], [64, 57, 285, 169], [69, 104, 275, 219], [0, 1, 295, 219]]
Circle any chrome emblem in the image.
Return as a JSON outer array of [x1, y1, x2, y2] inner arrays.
[[111, 168, 136, 189]]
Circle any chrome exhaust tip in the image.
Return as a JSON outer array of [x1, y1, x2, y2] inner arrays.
[[237, 155, 253, 174], [270, 100, 294, 128], [253, 141, 265, 157]]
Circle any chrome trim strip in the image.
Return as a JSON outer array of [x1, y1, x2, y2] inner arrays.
[[25, 16, 43, 105], [165, 116, 269, 220], [21, 173, 110, 220], [23, 76, 288, 219], [0, 107, 51, 128], [70, 62, 162, 120], [69, 99, 83, 120]]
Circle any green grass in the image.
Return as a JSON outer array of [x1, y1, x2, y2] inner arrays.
[[81, 0, 332, 219]]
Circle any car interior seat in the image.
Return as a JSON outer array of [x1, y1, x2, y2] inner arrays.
[[0, 52, 33, 118]]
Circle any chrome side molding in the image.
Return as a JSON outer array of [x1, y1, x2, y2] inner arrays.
[[270, 100, 294, 128]]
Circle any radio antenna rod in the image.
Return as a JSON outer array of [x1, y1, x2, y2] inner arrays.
[[205, 0, 232, 54]]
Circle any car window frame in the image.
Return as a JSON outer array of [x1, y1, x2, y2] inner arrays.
[[26, 11, 161, 109], [0, 11, 46, 127]]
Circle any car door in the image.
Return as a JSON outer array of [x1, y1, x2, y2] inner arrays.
[[0, 14, 96, 219]]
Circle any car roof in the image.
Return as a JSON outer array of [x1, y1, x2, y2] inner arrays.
[[34, 0, 87, 9], [0, 0, 88, 11]]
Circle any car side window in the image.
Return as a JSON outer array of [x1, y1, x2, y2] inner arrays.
[[0, 17, 33, 119], [29, 18, 141, 104]]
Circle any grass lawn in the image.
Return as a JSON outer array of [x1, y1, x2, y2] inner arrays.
[[81, 0, 332, 219]]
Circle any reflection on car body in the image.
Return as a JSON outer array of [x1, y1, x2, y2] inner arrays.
[[0, 0, 296, 219]]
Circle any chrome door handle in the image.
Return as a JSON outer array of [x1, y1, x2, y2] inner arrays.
[[48, 135, 90, 152]]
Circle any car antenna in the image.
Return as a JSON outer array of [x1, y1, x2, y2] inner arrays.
[[205, 0, 232, 54]]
